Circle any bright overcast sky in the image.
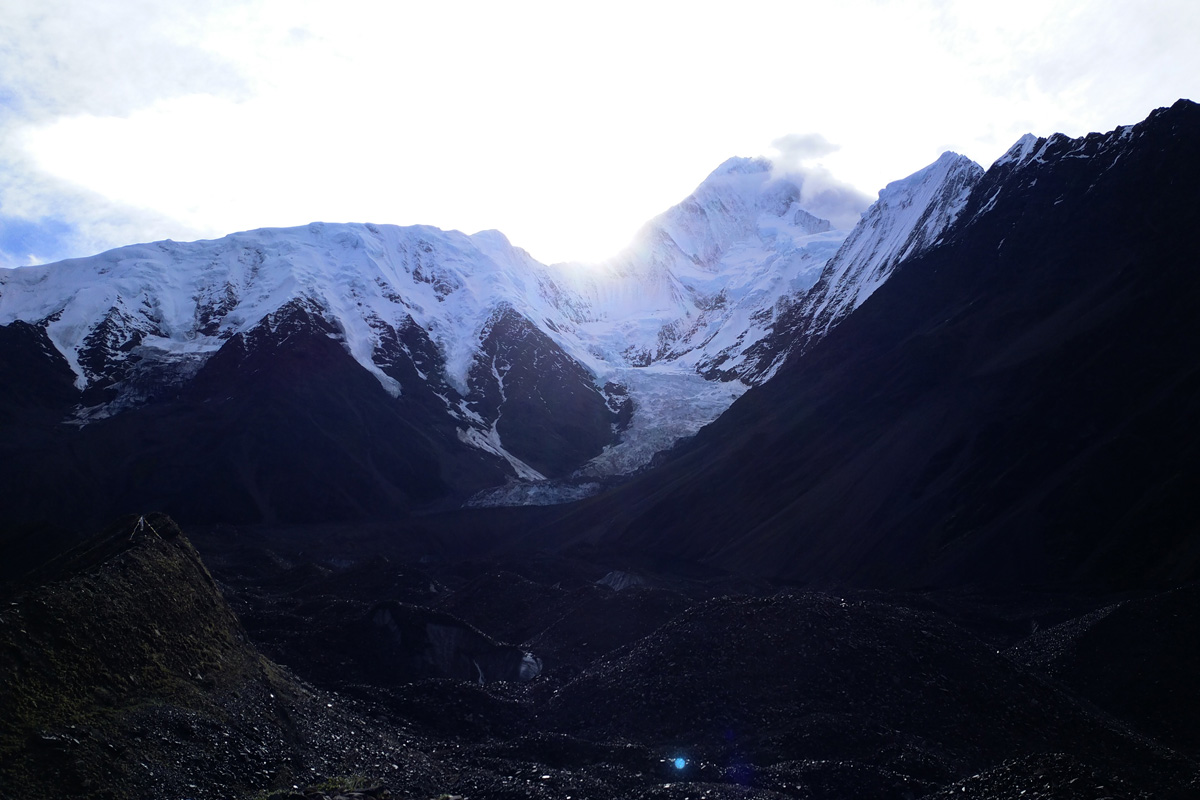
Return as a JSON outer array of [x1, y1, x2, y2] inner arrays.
[[1, 0, 1197, 268]]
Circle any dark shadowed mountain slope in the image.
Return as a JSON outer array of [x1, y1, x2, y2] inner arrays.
[[465, 306, 627, 477], [557, 100, 1200, 591], [0, 300, 513, 540], [0, 320, 78, 423]]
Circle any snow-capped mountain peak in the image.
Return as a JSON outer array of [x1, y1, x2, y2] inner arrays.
[[709, 155, 773, 176], [993, 133, 1040, 167], [652, 156, 832, 271], [543, 155, 850, 386], [791, 151, 985, 346]]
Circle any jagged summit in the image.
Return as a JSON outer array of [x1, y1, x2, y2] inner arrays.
[[0, 221, 553, 401], [993, 133, 1040, 167], [798, 151, 984, 341], [990, 99, 1198, 175], [707, 155, 774, 176], [729, 150, 984, 381]]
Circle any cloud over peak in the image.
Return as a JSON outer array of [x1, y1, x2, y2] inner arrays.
[[770, 133, 841, 169]]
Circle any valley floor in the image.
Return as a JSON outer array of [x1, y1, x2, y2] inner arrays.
[[2, 518, 1197, 799]]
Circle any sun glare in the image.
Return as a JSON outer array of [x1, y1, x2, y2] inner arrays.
[[5, 0, 1198, 265]]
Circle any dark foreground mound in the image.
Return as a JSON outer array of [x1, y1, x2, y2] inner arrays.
[[1, 517, 567, 800], [544, 592, 1191, 796], [0, 516, 438, 799], [1008, 582, 1200, 756]]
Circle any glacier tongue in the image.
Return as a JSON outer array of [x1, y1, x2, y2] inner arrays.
[[578, 365, 750, 476]]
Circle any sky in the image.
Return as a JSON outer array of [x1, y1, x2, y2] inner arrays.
[[1, 0, 1197, 268]]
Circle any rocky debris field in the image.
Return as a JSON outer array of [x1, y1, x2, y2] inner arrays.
[[2, 518, 1198, 799]]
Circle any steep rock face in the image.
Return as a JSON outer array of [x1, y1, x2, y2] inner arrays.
[[0, 224, 601, 440], [795, 151, 984, 347], [737, 151, 985, 381], [178, 299, 500, 523], [561, 100, 1200, 590], [466, 306, 627, 478], [0, 320, 77, 423], [0, 225, 626, 529]]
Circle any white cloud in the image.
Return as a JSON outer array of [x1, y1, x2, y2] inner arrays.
[[764, 135, 872, 229], [1, 0, 1197, 265], [770, 134, 840, 168], [0, 0, 243, 120]]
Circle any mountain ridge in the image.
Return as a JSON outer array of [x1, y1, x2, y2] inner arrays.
[[0, 164, 854, 478], [2, 147, 983, 529], [9, 101, 1184, 550]]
